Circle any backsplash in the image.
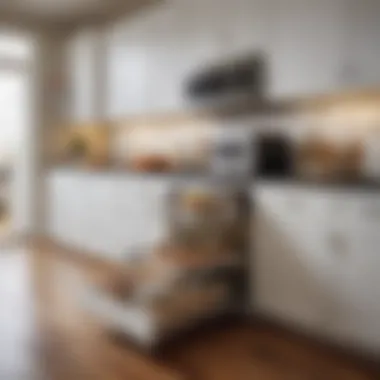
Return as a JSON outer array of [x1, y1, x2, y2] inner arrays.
[[52, 92, 380, 181], [113, 117, 217, 172], [288, 94, 380, 140]]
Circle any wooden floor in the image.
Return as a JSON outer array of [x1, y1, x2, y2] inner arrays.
[[0, 243, 378, 380]]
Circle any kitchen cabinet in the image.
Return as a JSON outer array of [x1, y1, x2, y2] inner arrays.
[[48, 172, 171, 260], [106, 15, 150, 117], [143, 2, 189, 113], [67, 29, 99, 122], [145, 0, 225, 113], [102, 0, 380, 115], [342, 0, 380, 89], [323, 194, 380, 353], [252, 184, 380, 354], [222, 0, 272, 59], [267, 0, 380, 97], [252, 185, 334, 332], [268, 0, 348, 98], [106, 0, 273, 115], [106, 1, 192, 115]]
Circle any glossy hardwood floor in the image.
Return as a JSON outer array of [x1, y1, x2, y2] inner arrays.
[[0, 244, 378, 380]]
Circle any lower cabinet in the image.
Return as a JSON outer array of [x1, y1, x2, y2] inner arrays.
[[48, 172, 171, 260], [252, 184, 380, 355]]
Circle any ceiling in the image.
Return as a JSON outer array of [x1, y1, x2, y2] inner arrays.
[[0, 0, 153, 28]]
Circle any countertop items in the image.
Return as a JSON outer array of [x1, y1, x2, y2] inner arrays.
[[131, 155, 174, 173], [52, 124, 110, 168], [256, 133, 295, 179], [113, 122, 212, 174], [295, 137, 363, 182], [210, 126, 254, 180]]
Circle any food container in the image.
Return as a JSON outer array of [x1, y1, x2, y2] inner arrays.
[[296, 136, 363, 181]]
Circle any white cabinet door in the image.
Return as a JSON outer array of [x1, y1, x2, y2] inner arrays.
[[324, 193, 380, 354], [222, 0, 273, 59], [252, 186, 332, 332], [143, 2, 188, 113], [106, 17, 150, 117], [253, 186, 380, 354], [68, 29, 98, 122], [172, 0, 224, 110], [136, 178, 171, 246], [343, 0, 380, 89], [48, 173, 171, 260], [268, 0, 348, 98], [80, 177, 170, 258], [144, 0, 275, 112]]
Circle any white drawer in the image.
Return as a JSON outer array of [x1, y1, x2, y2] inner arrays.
[[256, 185, 333, 231]]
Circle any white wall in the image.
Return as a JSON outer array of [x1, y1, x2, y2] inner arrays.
[[8, 70, 33, 236], [30, 31, 68, 236], [0, 30, 34, 237]]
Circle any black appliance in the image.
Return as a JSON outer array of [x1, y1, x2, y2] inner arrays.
[[255, 134, 295, 178]]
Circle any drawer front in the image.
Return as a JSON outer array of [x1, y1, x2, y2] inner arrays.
[[256, 185, 334, 239]]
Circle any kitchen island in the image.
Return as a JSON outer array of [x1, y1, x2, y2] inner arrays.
[[47, 167, 249, 260], [47, 169, 172, 260]]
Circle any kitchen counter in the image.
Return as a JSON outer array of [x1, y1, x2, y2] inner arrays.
[[52, 166, 380, 191], [255, 177, 380, 192], [49, 166, 252, 188], [50, 166, 380, 191]]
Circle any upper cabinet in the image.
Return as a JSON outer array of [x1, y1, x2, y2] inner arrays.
[[268, 0, 349, 98], [67, 29, 99, 122], [100, 0, 380, 117], [142, 0, 226, 114], [342, 0, 380, 89], [222, 0, 272, 58], [104, 0, 273, 116], [143, 1, 192, 114], [106, 14, 151, 118], [106, 1, 191, 116], [268, 0, 380, 99]]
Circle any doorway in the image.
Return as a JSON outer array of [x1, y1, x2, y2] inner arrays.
[[0, 31, 33, 242]]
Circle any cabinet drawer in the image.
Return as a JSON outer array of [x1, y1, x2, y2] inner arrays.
[[256, 185, 333, 232]]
